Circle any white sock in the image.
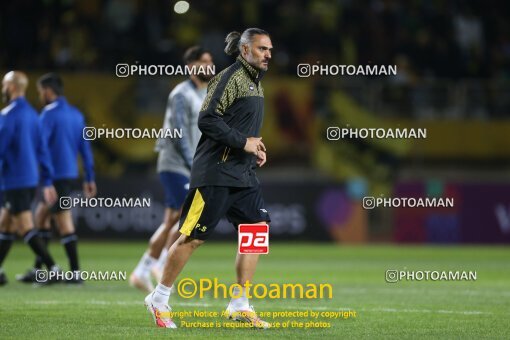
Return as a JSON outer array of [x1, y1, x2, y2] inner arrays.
[[133, 252, 156, 279], [229, 285, 249, 310], [157, 248, 168, 270], [152, 283, 171, 304]]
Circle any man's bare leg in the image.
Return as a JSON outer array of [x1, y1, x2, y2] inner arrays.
[[13, 211, 57, 271], [236, 253, 260, 285], [148, 208, 180, 258], [0, 208, 13, 233], [152, 222, 181, 281], [226, 253, 260, 309], [32, 202, 52, 270], [19, 206, 77, 283], [228, 222, 265, 310], [225, 222, 269, 328], [160, 234, 204, 287], [144, 234, 203, 328], [54, 211, 80, 274], [0, 209, 15, 284]]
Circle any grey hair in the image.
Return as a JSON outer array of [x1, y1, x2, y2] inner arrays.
[[224, 28, 269, 56]]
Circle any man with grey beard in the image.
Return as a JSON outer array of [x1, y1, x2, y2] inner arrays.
[[145, 28, 273, 329]]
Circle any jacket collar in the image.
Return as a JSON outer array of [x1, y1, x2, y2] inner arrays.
[[237, 55, 265, 83], [41, 96, 68, 112], [55, 96, 67, 105], [11, 96, 26, 104]]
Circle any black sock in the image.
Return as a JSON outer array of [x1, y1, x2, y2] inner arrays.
[[0, 233, 16, 267], [23, 230, 55, 270], [34, 230, 52, 269], [61, 233, 79, 271]]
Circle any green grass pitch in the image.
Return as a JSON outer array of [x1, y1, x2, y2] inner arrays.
[[0, 242, 508, 339]]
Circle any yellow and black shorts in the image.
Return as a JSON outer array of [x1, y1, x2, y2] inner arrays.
[[179, 185, 270, 240]]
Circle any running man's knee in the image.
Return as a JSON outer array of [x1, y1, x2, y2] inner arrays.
[[54, 211, 75, 235], [163, 208, 182, 229], [176, 234, 205, 249], [0, 209, 14, 233], [13, 211, 35, 236], [34, 203, 50, 229]]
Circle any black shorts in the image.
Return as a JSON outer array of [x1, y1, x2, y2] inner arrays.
[[3, 187, 36, 215], [179, 185, 271, 240], [49, 179, 76, 213]]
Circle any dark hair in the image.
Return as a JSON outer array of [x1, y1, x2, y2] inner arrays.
[[183, 46, 209, 64], [224, 28, 269, 55], [38, 73, 63, 95]]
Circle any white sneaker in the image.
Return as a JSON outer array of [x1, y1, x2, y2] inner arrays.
[[129, 273, 154, 293], [144, 292, 177, 328], [225, 303, 270, 329]]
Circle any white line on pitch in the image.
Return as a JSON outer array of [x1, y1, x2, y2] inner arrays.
[[362, 308, 492, 315], [31, 300, 211, 307], [29, 300, 493, 315]]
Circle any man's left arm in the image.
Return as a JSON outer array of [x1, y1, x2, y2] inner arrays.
[[36, 118, 54, 187], [77, 115, 96, 197], [0, 115, 14, 159], [36, 118, 58, 205]]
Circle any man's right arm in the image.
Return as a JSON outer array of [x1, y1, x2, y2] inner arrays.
[[169, 93, 194, 169]]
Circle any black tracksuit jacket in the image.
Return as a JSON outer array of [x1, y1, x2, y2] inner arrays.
[[190, 55, 265, 189]]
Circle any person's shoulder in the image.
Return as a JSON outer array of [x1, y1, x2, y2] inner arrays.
[[41, 101, 60, 115], [218, 61, 243, 81], [1, 99, 39, 127], [172, 79, 191, 93], [57, 97, 84, 118], [206, 62, 243, 92], [1, 101, 18, 117], [169, 79, 194, 100], [67, 103, 84, 117], [20, 99, 39, 116]]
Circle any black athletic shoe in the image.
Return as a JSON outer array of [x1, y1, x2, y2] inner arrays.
[[65, 271, 84, 285], [0, 270, 7, 286], [34, 266, 63, 286], [16, 268, 38, 283]]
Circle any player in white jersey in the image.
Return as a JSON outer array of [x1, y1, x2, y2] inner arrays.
[[130, 46, 214, 292]]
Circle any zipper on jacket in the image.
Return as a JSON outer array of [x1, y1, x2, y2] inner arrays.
[[220, 147, 231, 163]]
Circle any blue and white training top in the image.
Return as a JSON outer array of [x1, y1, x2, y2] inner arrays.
[[155, 79, 206, 177], [0, 97, 54, 190], [40, 96, 95, 182]]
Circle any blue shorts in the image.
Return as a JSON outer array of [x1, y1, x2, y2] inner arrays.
[[159, 171, 190, 209]]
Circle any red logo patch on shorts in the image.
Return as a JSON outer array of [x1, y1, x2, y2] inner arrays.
[[238, 224, 269, 254]]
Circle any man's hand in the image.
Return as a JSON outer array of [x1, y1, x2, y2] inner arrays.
[[43, 186, 58, 206], [256, 150, 267, 167], [83, 181, 97, 198], [244, 137, 266, 157]]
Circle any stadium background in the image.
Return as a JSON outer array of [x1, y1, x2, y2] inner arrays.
[[1, 1, 510, 338], [3, 0, 508, 244]]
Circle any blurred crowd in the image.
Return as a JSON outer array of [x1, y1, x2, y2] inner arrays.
[[1, 0, 509, 80]]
